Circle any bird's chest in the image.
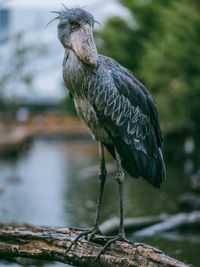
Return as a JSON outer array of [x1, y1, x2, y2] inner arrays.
[[63, 50, 111, 144], [63, 51, 88, 97], [73, 97, 111, 144], [74, 97, 97, 125]]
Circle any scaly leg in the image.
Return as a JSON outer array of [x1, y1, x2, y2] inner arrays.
[[90, 142, 107, 237], [94, 148, 132, 260], [66, 142, 107, 252]]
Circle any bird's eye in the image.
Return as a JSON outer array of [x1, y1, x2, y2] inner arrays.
[[70, 21, 79, 30]]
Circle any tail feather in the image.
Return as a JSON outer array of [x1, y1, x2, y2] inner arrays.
[[142, 148, 166, 188], [104, 142, 165, 188]]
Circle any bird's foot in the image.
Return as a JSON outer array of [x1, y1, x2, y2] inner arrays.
[[66, 226, 102, 253], [94, 233, 133, 262], [87, 227, 103, 241]]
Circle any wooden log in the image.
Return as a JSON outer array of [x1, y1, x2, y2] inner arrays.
[[134, 211, 200, 237], [0, 224, 190, 267]]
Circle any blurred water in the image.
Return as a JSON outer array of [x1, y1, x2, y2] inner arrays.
[[0, 138, 199, 266]]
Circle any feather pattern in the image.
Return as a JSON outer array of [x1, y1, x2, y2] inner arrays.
[[88, 55, 165, 187], [63, 49, 165, 188]]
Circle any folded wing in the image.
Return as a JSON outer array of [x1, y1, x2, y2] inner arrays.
[[88, 55, 166, 188]]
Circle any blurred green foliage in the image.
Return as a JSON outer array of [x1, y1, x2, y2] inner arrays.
[[96, 0, 200, 133]]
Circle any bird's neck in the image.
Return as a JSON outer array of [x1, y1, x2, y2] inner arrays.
[[63, 48, 93, 98]]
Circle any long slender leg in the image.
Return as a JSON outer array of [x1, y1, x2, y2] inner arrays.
[[115, 148, 125, 238], [94, 142, 107, 230], [94, 148, 132, 261], [66, 142, 107, 252]]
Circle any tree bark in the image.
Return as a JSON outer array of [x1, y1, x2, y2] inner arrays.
[[0, 224, 190, 267]]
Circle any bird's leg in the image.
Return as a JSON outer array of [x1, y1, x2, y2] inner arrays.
[[90, 142, 107, 237], [94, 148, 132, 261], [66, 142, 106, 253], [115, 148, 125, 238]]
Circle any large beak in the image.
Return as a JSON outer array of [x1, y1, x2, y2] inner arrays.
[[70, 24, 98, 67]]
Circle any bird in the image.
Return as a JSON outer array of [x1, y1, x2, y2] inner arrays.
[[54, 5, 166, 257]]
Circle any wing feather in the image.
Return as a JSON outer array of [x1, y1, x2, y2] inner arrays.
[[88, 55, 165, 187]]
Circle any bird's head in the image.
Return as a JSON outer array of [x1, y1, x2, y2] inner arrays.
[[53, 6, 98, 67]]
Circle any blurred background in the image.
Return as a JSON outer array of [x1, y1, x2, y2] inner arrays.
[[0, 0, 200, 266]]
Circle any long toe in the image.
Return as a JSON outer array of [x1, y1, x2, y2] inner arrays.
[[66, 230, 91, 253], [66, 227, 103, 253], [94, 234, 133, 262], [87, 227, 103, 241]]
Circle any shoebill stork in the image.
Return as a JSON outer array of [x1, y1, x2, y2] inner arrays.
[[55, 6, 166, 255]]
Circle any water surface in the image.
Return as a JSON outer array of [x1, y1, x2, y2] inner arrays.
[[0, 138, 199, 266]]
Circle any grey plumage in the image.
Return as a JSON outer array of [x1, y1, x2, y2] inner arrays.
[[57, 7, 166, 188], [56, 6, 166, 255], [63, 52, 165, 187]]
